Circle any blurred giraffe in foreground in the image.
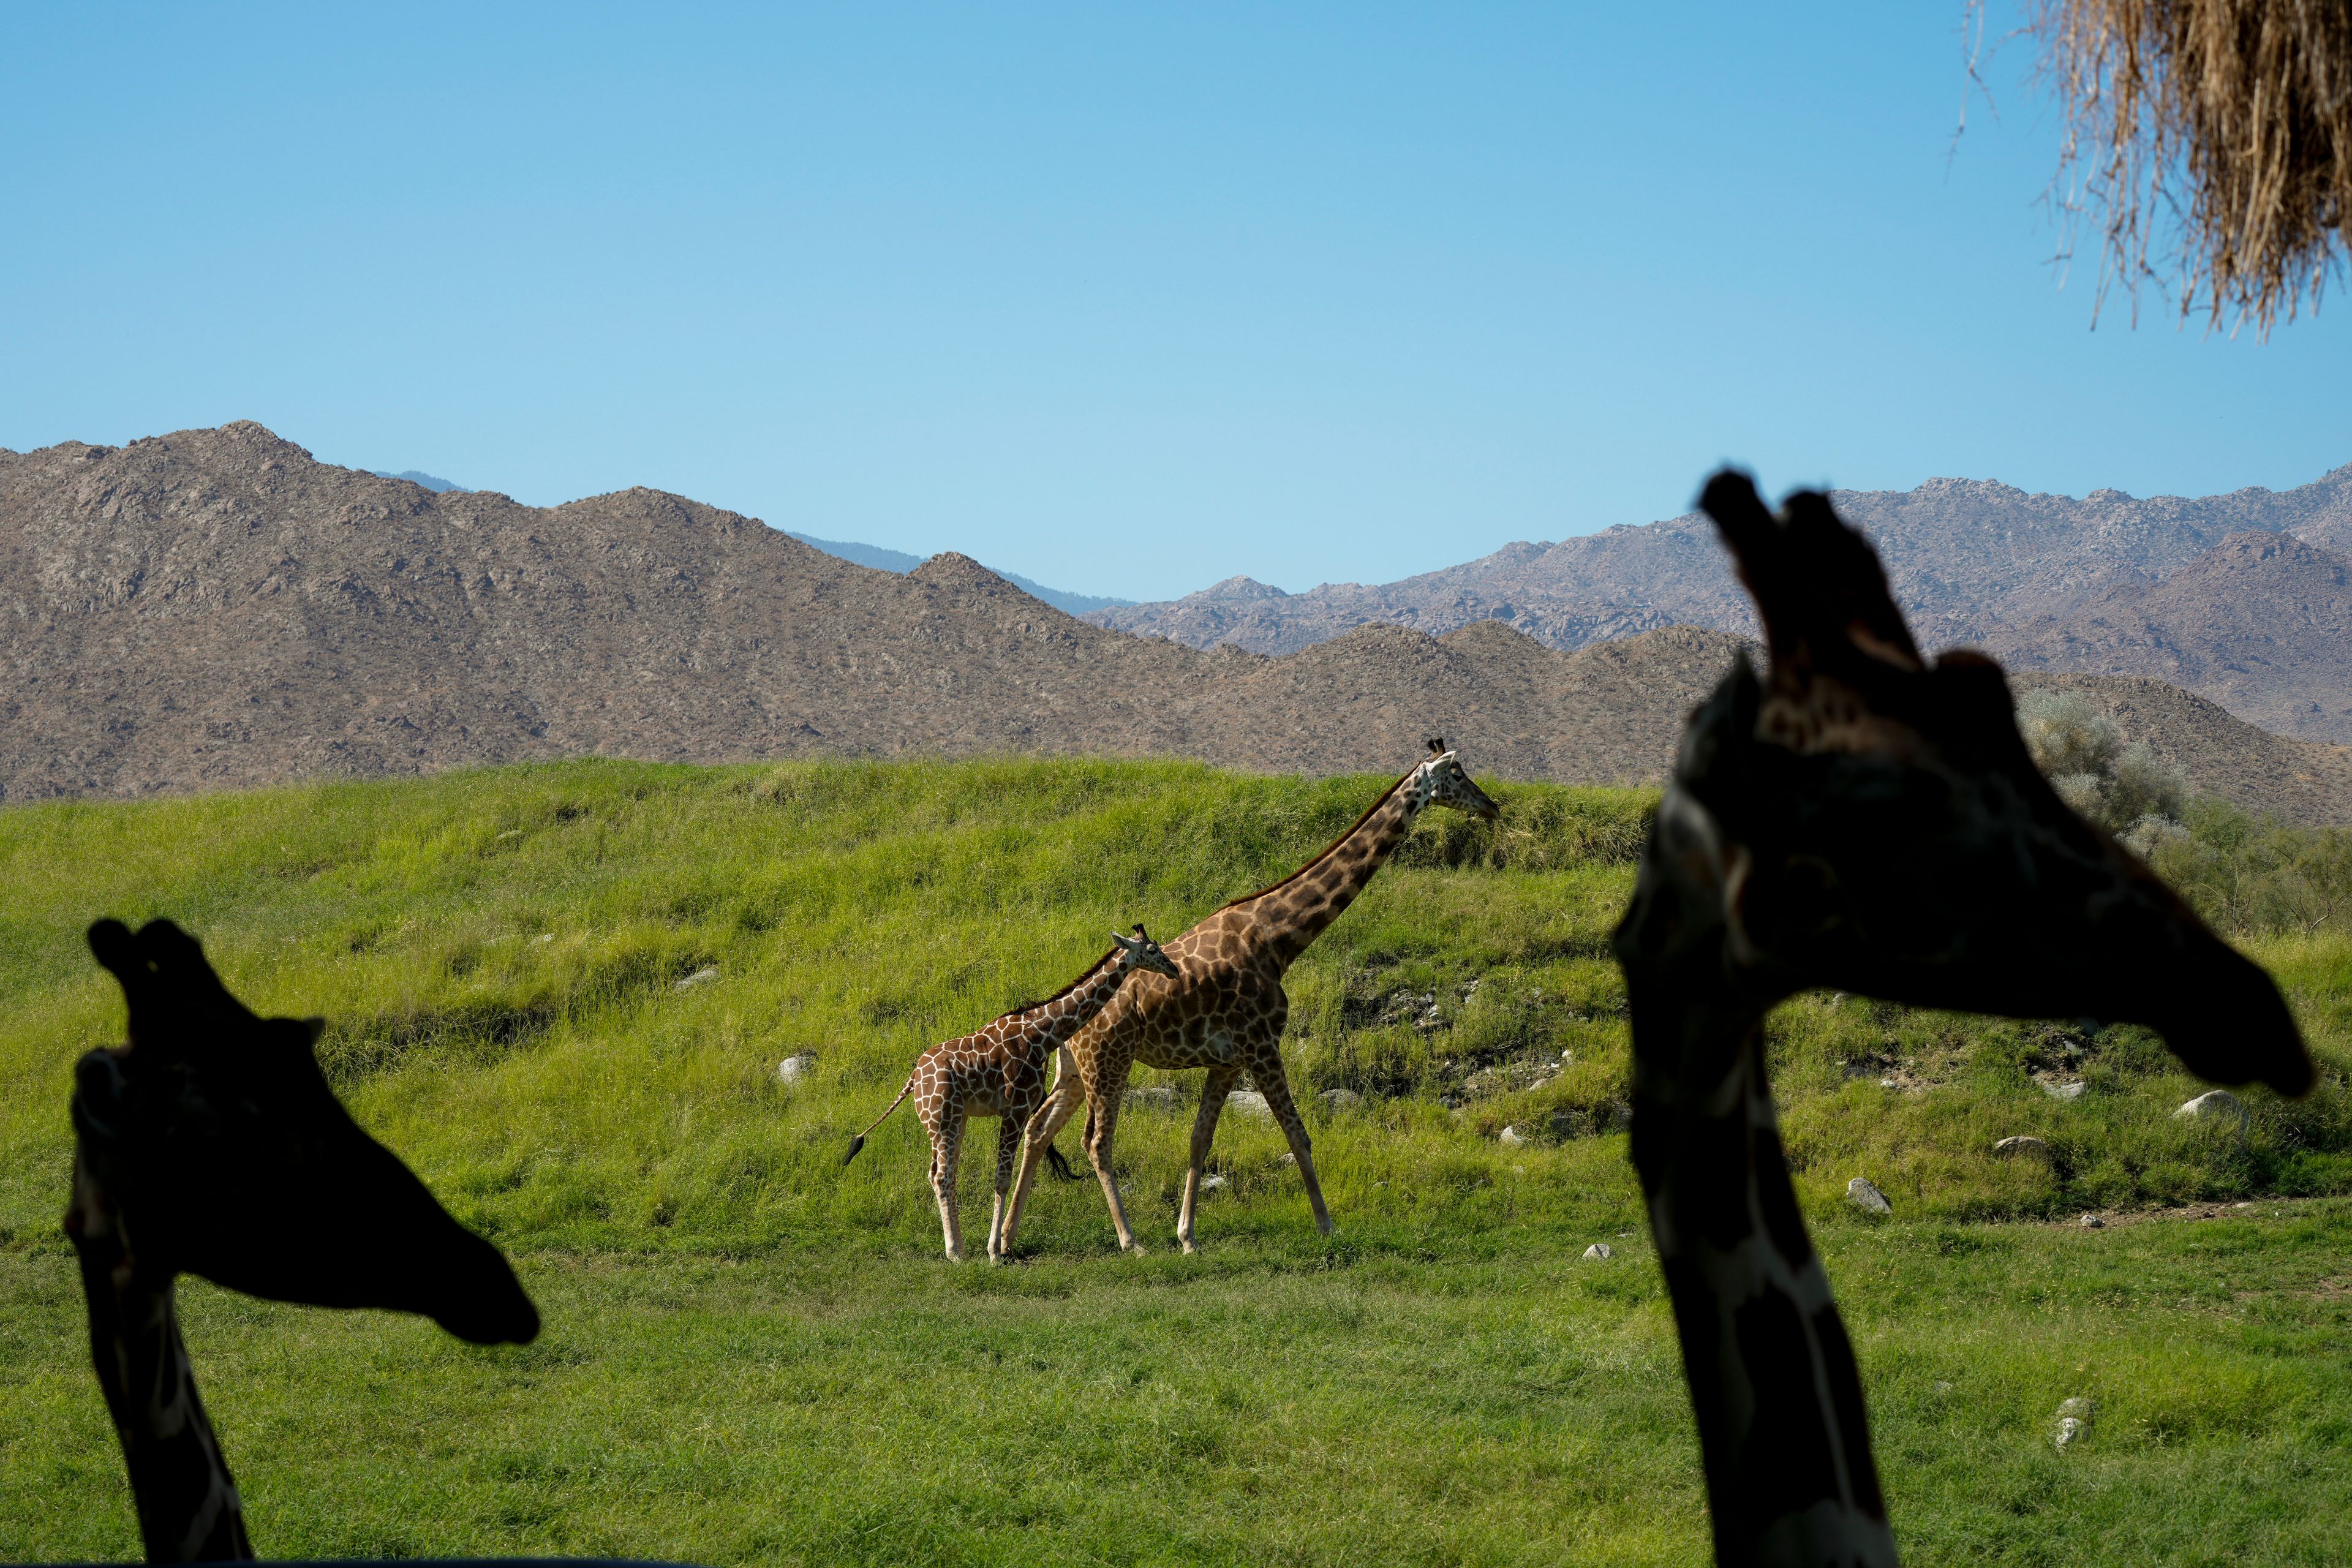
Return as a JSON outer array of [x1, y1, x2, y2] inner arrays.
[[1613, 472, 2312, 1566], [65, 918, 538, 1562]]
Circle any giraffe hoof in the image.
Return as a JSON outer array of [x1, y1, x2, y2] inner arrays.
[[1180, 1240, 1199, 1256]]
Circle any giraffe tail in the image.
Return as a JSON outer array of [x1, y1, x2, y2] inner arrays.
[[1046, 1142, 1080, 1181], [843, 1075, 917, 1166]]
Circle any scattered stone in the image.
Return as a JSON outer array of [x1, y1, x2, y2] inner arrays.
[[1280, 1152, 1296, 1164], [1125, 1085, 1178, 1112], [1583, 1242, 1613, 1261], [1498, 1125, 1528, 1147], [1847, 1177, 1892, 1216], [2042, 1079, 2087, 1101], [2058, 1396, 2095, 1422], [1879, 1077, 1898, 1090], [533, 932, 556, 945], [2175, 1089, 2245, 1124], [496, 828, 522, 841], [2079, 1212, 2105, 1229], [1199, 1174, 1227, 1192], [675, 966, 719, 991], [1318, 1088, 1362, 1111], [1559, 1048, 1575, 1065], [1994, 1136, 2052, 1160], [2054, 1415, 2083, 1450], [1227, 1090, 1273, 1120], [777, 1053, 817, 1085]]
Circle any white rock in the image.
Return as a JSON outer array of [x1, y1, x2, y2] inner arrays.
[[675, 966, 719, 991], [2175, 1089, 2245, 1123], [1847, 1177, 1893, 1215], [1227, 1090, 1273, 1120], [1318, 1088, 1362, 1111], [1994, 1136, 2052, 1159], [1498, 1125, 1527, 1147], [777, 1052, 817, 1084], [2043, 1079, 2087, 1101], [1125, 1085, 1178, 1112], [1559, 1048, 1575, 1065], [2057, 1396, 2095, 1422], [533, 932, 556, 945], [1583, 1242, 1613, 1261], [2054, 1415, 2083, 1450], [2079, 1212, 2106, 1229], [1199, 1173, 1228, 1192]]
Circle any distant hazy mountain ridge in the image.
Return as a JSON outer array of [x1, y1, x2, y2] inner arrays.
[[1090, 466, 2352, 742], [783, 530, 1131, 617]]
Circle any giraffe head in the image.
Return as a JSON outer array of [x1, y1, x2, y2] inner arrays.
[[68, 918, 541, 1344], [1621, 471, 2310, 1098], [1110, 924, 1183, 978], [1411, 738, 1501, 820]]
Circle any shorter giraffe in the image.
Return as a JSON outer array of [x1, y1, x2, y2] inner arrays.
[[845, 925, 1180, 1262]]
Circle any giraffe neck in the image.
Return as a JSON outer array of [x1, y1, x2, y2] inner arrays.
[[1615, 798, 1897, 1568], [1247, 773, 1425, 967], [1017, 951, 1134, 1050], [66, 1163, 252, 1564]]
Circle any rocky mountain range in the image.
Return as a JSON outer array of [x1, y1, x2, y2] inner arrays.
[[1090, 467, 2352, 744], [5, 423, 2350, 824]]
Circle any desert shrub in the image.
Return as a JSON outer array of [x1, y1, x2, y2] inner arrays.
[[2018, 688, 2187, 834], [2143, 797, 2352, 938]]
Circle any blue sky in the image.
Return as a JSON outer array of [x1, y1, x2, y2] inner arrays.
[[4, 5, 2346, 601]]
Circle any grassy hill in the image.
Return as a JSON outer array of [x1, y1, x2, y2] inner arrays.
[[4, 759, 2351, 1564]]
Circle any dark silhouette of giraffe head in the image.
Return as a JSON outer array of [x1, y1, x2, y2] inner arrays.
[[72, 918, 540, 1344], [1653, 471, 2309, 1096]]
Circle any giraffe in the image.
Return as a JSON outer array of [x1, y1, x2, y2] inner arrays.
[[1613, 471, 2313, 1567], [64, 917, 540, 1564], [844, 925, 1181, 1262], [1003, 742, 1501, 1255]]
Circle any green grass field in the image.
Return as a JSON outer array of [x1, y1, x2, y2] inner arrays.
[[2, 758, 2349, 1564]]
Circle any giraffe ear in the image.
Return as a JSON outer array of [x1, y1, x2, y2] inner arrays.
[[1110, 930, 1142, 951], [1426, 737, 1444, 756]]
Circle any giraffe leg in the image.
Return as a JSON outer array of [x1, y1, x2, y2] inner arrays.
[[987, 1115, 1022, 1263], [1178, 1065, 1238, 1253], [1253, 1055, 1335, 1237], [1083, 1059, 1145, 1253], [933, 1108, 967, 1262], [1003, 1047, 1084, 1253]]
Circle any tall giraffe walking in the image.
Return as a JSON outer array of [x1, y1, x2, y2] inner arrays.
[[1003, 743, 1499, 1254], [1615, 472, 2312, 1566], [845, 926, 1179, 1262]]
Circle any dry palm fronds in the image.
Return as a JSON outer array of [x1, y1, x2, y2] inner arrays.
[[2032, 0, 2352, 333]]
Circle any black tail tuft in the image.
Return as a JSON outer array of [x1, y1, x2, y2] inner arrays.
[[1046, 1142, 1080, 1182], [843, 1134, 865, 1167]]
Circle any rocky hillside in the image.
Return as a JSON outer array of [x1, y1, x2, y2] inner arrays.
[[4, 424, 2349, 823], [1089, 466, 2352, 743], [1989, 532, 2352, 743]]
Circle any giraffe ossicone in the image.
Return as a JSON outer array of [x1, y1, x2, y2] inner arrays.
[[1614, 470, 2311, 1567], [844, 923, 1180, 1262], [1008, 744, 1501, 1256]]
